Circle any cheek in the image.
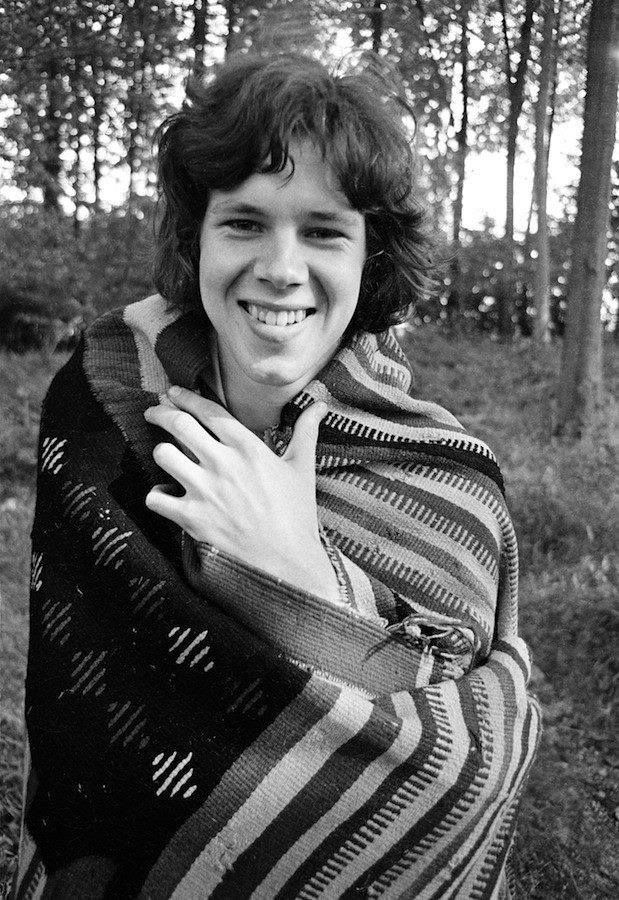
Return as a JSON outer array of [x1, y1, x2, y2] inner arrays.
[[332, 268, 364, 317], [199, 256, 230, 303]]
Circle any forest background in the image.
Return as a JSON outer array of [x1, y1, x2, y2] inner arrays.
[[0, 0, 617, 896]]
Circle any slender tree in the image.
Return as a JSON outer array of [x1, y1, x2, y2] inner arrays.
[[41, 52, 64, 211], [498, 0, 539, 338], [532, 0, 556, 342], [500, 0, 539, 245], [452, 0, 472, 248], [90, 53, 104, 213], [556, 0, 618, 438], [411, 0, 455, 131], [370, 0, 385, 54], [193, 0, 208, 78], [225, 0, 239, 56], [124, 3, 152, 206]]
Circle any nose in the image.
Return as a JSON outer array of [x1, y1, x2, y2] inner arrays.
[[253, 231, 309, 290]]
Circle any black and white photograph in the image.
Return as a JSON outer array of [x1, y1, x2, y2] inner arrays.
[[1, 1, 617, 897]]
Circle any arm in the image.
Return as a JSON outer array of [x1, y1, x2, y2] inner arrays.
[[143, 388, 342, 602]]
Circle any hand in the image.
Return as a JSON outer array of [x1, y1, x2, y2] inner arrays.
[[143, 388, 341, 601]]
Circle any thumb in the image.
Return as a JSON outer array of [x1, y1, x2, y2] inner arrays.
[[285, 401, 327, 470]]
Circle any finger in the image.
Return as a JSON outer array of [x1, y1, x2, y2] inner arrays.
[[145, 405, 224, 464], [167, 386, 258, 449], [152, 441, 202, 487], [151, 481, 183, 497], [284, 402, 327, 470], [145, 483, 186, 527]]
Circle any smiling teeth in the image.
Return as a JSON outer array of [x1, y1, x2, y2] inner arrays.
[[246, 303, 310, 326]]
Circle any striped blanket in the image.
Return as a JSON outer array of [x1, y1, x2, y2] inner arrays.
[[15, 295, 540, 899]]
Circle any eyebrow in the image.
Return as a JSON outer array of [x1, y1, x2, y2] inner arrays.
[[207, 200, 360, 225], [307, 209, 360, 225]]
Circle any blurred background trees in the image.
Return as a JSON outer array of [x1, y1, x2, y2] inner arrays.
[[0, 0, 617, 437]]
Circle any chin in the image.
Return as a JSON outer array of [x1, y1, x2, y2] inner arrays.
[[245, 358, 312, 388], [251, 368, 305, 388]]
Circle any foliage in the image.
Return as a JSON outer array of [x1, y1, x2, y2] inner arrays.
[[0, 0, 589, 222], [410, 222, 573, 333], [2, 1, 610, 348], [0, 203, 156, 328], [0, 0, 184, 208]]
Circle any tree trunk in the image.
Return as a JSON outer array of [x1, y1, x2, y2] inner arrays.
[[413, 0, 455, 131], [532, 0, 556, 343], [545, 0, 563, 170], [498, 0, 539, 339], [92, 84, 102, 214], [126, 49, 139, 208], [225, 1, 238, 56], [556, 0, 618, 438], [73, 134, 82, 237], [523, 190, 534, 259], [452, 0, 470, 248], [126, 6, 151, 208], [193, 0, 207, 78], [72, 90, 84, 237], [371, 0, 384, 53], [501, 0, 539, 245], [42, 54, 63, 211]]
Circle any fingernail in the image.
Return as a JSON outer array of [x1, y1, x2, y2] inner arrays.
[[168, 385, 182, 398]]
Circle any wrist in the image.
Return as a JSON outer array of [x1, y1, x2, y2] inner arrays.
[[269, 539, 341, 602], [300, 544, 342, 602]]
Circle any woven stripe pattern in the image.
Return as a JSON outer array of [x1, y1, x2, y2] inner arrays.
[[15, 295, 540, 899]]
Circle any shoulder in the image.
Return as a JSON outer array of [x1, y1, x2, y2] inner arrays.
[[333, 329, 506, 495], [329, 329, 465, 432], [86, 293, 175, 349], [42, 295, 174, 433]]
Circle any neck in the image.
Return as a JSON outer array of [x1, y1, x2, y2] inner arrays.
[[227, 395, 284, 434], [216, 352, 299, 435], [225, 379, 291, 434]]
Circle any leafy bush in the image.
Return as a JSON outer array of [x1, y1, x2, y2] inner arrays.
[[0, 203, 156, 328], [412, 224, 577, 336]]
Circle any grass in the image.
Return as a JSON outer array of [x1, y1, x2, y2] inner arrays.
[[1, 332, 617, 897], [0, 352, 67, 894]]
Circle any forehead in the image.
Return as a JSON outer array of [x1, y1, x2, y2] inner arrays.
[[207, 142, 361, 222]]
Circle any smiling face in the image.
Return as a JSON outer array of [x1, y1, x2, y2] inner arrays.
[[198, 142, 366, 430]]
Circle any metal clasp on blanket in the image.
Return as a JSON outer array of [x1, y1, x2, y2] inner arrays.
[[366, 612, 479, 678]]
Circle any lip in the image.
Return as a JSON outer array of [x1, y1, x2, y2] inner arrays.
[[238, 300, 317, 333], [237, 300, 315, 314], [241, 309, 311, 333]]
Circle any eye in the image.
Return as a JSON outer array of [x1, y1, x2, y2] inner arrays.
[[306, 227, 347, 241], [222, 219, 262, 233]]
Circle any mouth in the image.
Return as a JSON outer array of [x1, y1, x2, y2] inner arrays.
[[239, 302, 316, 327]]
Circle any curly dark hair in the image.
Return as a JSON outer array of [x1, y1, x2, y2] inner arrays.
[[154, 53, 434, 334]]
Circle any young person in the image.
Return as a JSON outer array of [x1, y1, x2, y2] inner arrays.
[[15, 54, 539, 898]]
